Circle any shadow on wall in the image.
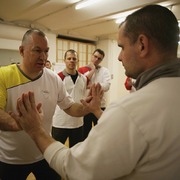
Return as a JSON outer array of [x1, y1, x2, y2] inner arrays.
[[0, 49, 21, 66], [178, 44, 180, 58]]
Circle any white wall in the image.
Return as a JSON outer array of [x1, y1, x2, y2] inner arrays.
[[178, 45, 180, 58], [0, 49, 21, 65]]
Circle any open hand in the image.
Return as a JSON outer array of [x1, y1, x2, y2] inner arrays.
[[81, 83, 103, 118], [15, 91, 43, 136]]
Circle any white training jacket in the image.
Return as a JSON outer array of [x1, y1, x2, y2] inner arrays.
[[44, 77, 180, 180], [52, 72, 87, 128]]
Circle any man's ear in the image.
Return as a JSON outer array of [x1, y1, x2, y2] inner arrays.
[[137, 34, 149, 57], [19, 46, 24, 56]]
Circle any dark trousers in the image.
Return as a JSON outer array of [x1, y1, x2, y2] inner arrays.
[[52, 126, 83, 147], [0, 159, 61, 180], [83, 107, 105, 140]]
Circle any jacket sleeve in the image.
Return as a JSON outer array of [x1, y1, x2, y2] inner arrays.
[[100, 68, 111, 92]]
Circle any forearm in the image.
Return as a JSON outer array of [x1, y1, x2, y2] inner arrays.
[[68, 103, 103, 119], [64, 103, 90, 117], [29, 127, 56, 153], [0, 109, 20, 131], [86, 68, 95, 80], [93, 108, 103, 119]]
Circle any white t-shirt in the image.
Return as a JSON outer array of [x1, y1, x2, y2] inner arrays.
[[0, 65, 74, 164]]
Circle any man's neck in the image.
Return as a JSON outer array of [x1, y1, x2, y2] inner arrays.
[[65, 68, 77, 75], [19, 64, 43, 79]]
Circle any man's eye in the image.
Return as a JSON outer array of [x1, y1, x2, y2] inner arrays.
[[33, 49, 41, 53], [32, 49, 48, 54]]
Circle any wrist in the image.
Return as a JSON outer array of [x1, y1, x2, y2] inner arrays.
[[28, 127, 45, 140], [93, 108, 103, 119], [29, 127, 55, 153]]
